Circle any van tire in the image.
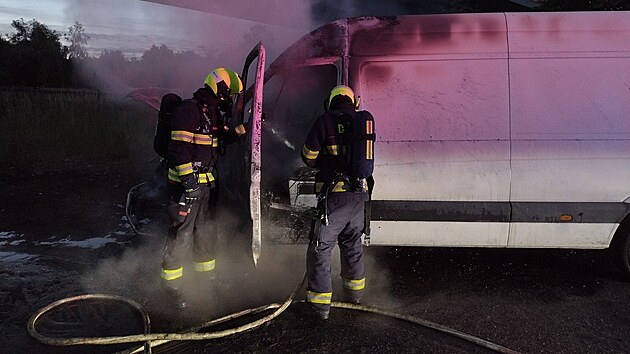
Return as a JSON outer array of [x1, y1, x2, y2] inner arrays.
[[621, 233, 630, 276]]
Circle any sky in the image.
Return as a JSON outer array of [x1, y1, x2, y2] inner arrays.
[[0, 0, 309, 59]]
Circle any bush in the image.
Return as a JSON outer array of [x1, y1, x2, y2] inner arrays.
[[0, 87, 156, 172]]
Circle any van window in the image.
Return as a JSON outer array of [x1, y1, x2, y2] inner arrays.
[[262, 64, 337, 190]]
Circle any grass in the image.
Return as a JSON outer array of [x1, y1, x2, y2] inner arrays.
[[0, 88, 157, 172]]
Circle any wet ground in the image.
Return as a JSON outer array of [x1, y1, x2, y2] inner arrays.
[[2, 165, 630, 353]]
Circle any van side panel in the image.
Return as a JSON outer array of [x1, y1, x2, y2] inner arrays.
[[507, 12, 630, 248], [362, 57, 511, 246], [351, 14, 511, 247], [264, 12, 630, 250], [361, 59, 511, 202]]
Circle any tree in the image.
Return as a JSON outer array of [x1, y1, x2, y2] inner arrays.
[[91, 49, 130, 90], [0, 36, 11, 85], [140, 44, 176, 87], [66, 21, 90, 59], [6, 19, 68, 87]]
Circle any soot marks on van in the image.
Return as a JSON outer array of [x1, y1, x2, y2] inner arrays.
[[478, 17, 505, 40], [362, 64, 394, 84], [415, 15, 460, 43], [349, 15, 507, 57], [272, 21, 346, 67], [349, 15, 461, 55], [349, 16, 402, 56]]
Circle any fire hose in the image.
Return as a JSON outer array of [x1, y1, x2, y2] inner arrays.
[[47, 179, 522, 352], [28, 271, 522, 354], [125, 181, 155, 237]]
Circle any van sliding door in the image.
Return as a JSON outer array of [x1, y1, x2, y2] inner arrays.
[[506, 12, 630, 249]]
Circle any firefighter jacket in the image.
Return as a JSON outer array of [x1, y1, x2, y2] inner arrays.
[[301, 102, 369, 193], [167, 98, 246, 188]]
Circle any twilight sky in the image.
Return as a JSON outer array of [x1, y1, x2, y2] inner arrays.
[[0, 0, 308, 59]]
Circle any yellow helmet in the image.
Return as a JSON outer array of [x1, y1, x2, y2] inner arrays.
[[328, 85, 359, 110], [204, 67, 243, 100]]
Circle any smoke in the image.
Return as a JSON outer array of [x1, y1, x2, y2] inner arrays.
[[61, 0, 462, 94], [309, 0, 471, 23], [73, 0, 412, 323], [78, 207, 310, 323]]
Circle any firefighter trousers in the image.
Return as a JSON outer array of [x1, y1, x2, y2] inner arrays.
[[161, 183, 218, 288], [306, 192, 369, 312]]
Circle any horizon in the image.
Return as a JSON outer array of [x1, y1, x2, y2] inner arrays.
[[0, 0, 306, 59]]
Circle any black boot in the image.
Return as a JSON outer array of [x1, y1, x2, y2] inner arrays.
[[192, 271, 217, 305], [343, 289, 361, 305], [297, 302, 330, 320], [163, 284, 187, 310]]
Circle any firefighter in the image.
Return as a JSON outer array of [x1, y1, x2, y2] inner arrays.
[[301, 85, 375, 320], [161, 67, 245, 308]]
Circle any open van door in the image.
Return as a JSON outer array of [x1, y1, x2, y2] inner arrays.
[[238, 42, 266, 266]]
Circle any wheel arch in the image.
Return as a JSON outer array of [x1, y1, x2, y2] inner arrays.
[[609, 210, 630, 274]]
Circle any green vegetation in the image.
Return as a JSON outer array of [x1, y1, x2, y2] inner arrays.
[[0, 19, 213, 91], [0, 88, 156, 171]]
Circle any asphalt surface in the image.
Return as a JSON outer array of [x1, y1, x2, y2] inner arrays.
[[1, 168, 630, 353]]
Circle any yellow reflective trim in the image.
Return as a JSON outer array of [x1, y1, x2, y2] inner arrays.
[[193, 133, 212, 145], [193, 259, 216, 272], [171, 130, 194, 143], [326, 145, 346, 156], [302, 145, 319, 160], [366, 140, 373, 160], [235, 124, 246, 136], [168, 169, 216, 184], [168, 168, 180, 182], [175, 162, 193, 176], [327, 145, 339, 155], [161, 267, 184, 281], [315, 180, 360, 193], [198, 172, 215, 184], [332, 181, 348, 192], [343, 277, 366, 291], [316, 182, 344, 193], [307, 291, 332, 305], [212, 137, 219, 147]]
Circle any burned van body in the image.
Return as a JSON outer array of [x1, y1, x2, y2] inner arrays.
[[247, 12, 630, 271]]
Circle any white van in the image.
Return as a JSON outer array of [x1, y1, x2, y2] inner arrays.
[[229, 11, 630, 272], [127, 11, 630, 273]]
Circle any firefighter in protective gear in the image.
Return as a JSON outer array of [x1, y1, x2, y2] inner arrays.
[[301, 85, 374, 320], [161, 67, 245, 308]]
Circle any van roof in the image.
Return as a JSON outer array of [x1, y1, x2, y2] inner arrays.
[[270, 11, 630, 69]]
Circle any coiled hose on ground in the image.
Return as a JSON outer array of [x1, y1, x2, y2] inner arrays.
[[28, 272, 522, 354], [125, 182, 154, 237]]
